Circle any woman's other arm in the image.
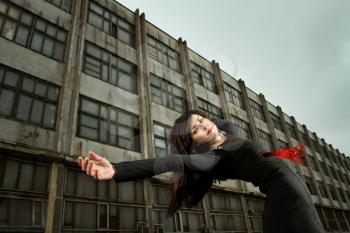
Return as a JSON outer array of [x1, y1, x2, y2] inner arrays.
[[77, 150, 220, 182]]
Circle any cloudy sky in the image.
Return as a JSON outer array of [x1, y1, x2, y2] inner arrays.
[[117, 0, 350, 156]]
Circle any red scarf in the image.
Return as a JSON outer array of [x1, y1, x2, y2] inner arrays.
[[263, 144, 306, 166]]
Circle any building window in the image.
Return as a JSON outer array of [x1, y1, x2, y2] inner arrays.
[[63, 168, 145, 232], [270, 111, 283, 132], [286, 123, 297, 140], [320, 162, 330, 177], [153, 123, 171, 157], [258, 129, 274, 151], [231, 115, 251, 140], [44, 0, 72, 13], [150, 74, 187, 113], [224, 83, 244, 109], [147, 36, 181, 72], [277, 139, 288, 149], [246, 198, 264, 232], [87, 1, 135, 47], [0, 65, 59, 129], [304, 176, 316, 195], [152, 183, 205, 233], [308, 155, 319, 172], [77, 96, 140, 152], [328, 165, 338, 180], [208, 191, 246, 232], [324, 208, 338, 231], [0, 0, 67, 61], [197, 97, 223, 119], [317, 181, 328, 198], [249, 99, 266, 122], [190, 62, 217, 93], [328, 185, 338, 201], [337, 188, 346, 203], [0, 155, 50, 232], [334, 210, 348, 231], [83, 41, 137, 93]]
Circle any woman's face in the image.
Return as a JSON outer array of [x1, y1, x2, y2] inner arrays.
[[189, 114, 218, 144]]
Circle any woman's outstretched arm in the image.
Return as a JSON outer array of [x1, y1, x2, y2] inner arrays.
[[77, 150, 220, 182]]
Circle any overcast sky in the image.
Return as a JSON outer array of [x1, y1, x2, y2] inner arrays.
[[117, 0, 350, 156]]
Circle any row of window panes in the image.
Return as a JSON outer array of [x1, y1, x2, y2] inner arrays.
[[197, 97, 223, 119], [83, 41, 137, 93], [0, 196, 48, 229], [0, 65, 59, 129], [231, 115, 252, 140], [62, 200, 146, 231], [77, 96, 140, 152], [0, 155, 50, 193], [147, 36, 181, 72], [258, 129, 274, 151], [249, 99, 266, 122], [150, 73, 187, 113], [190, 62, 217, 93], [153, 123, 171, 157], [44, 0, 72, 13], [65, 168, 144, 202], [0, 0, 67, 61], [88, 1, 135, 47], [318, 181, 329, 199], [270, 111, 283, 132], [308, 155, 319, 172], [224, 83, 244, 109]]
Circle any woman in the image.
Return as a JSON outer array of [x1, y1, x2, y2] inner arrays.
[[77, 110, 325, 233]]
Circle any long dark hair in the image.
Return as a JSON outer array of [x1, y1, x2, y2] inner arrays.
[[167, 110, 216, 216]]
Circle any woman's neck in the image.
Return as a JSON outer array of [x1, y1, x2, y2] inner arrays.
[[209, 132, 227, 150]]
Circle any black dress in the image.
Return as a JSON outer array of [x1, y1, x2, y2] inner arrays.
[[113, 119, 325, 233]]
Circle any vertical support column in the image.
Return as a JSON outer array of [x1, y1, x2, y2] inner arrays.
[[178, 39, 197, 110], [211, 61, 230, 119], [258, 94, 278, 150], [136, 11, 154, 232], [238, 80, 259, 141], [276, 106, 302, 174], [327, 144, 345, 209], [57, 0, 85, 156], [201, 196, 213, 233], [240, 195, 253, 233], [45, 162, 66, 233], [291, 117, 324, 204]]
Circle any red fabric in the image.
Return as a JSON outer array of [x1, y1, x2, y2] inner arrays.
[[263, 144, 306, 166]]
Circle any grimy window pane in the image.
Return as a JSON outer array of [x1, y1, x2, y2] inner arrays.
[[30, 99, 44, 124], [0, 89, 15, 116], [31, 32, 44, 51], [33, 165, 49, 192], [16, 95, 32, 121], [22, 77, 35, 93], [4, 70, 19, 87], [1, 160, 19, 189], [14, 25, 29, 45], [2, 19, 17, 40], [43, 103, 56, 128], [18, 163, 34, 190]]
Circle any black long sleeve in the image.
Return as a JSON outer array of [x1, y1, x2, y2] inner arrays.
[[113, 151, 220, 182]]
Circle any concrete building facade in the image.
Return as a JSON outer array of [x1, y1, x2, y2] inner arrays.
[[0, 0, 349, 232]]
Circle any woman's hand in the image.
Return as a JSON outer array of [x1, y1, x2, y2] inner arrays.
[[77, 151, 115, 180]]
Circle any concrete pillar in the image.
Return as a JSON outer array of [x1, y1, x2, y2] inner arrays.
[[258, 94, 278, 150], [291, 117, 324, 204], [211, 61, 230, 119], [237, 80, 259, 141], [178, 39, 197, 110], [136, 11, 154, 232], [45, 162, 66, 233]]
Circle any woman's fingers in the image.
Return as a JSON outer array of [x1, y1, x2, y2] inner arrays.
[[86, 160, 93, 175]]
